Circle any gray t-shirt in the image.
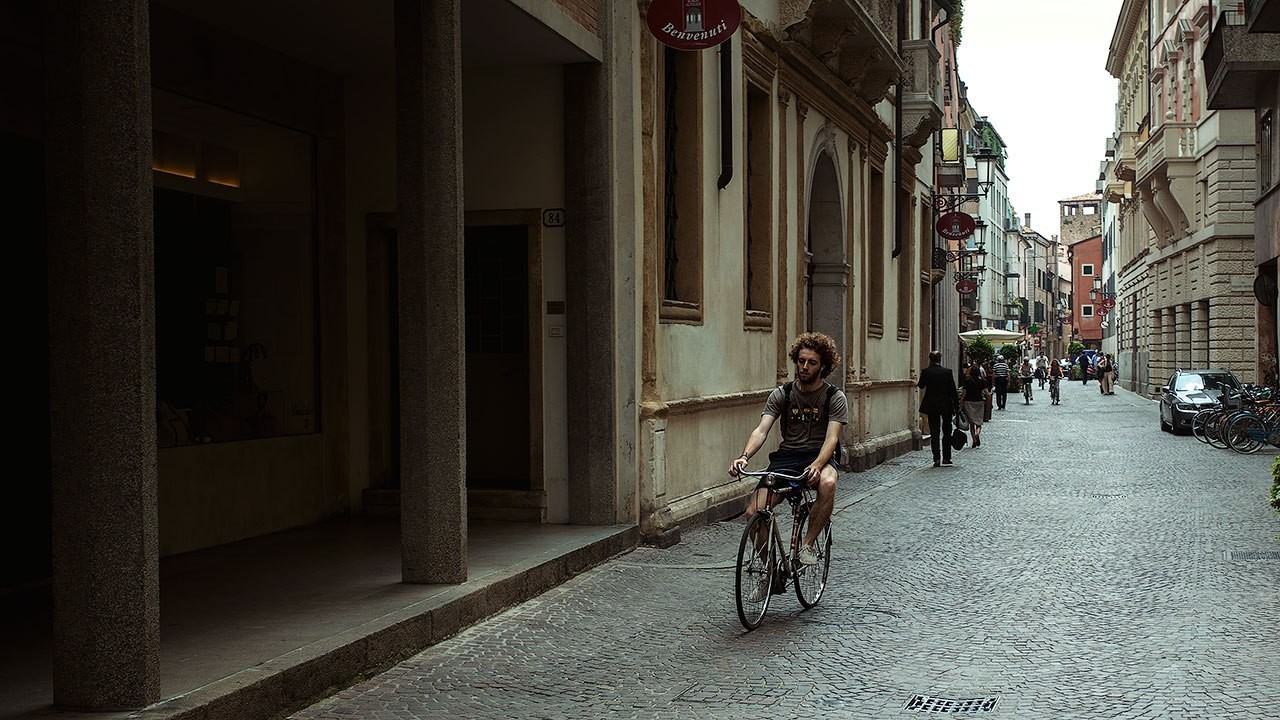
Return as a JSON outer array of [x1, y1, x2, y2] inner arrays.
[[763, 383, 849, 452]]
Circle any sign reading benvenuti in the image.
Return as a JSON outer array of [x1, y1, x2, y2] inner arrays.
[[646, 0, 741, 51]]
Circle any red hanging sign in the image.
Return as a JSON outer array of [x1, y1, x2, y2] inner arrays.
[[646, 0, 742, 51], [1100, 297, 1117, 310], [935, 212, 976, 241], [955, 279, 977, 295]]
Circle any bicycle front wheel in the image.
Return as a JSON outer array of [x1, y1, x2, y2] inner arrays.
[[793, 507, 832, 609], [736, 513, 775, 630]]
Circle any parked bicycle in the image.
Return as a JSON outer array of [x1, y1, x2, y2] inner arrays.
[[733, 468, 832, 630]]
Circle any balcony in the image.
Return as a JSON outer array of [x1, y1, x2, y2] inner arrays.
[[1136, 122, 1198, 244], [900, 39, 942, 148], [1114, 130, 1140, 182], [781, 0, 905, 106], [1204, 10, 1280, 110], [1246, 0, 1280, 32]]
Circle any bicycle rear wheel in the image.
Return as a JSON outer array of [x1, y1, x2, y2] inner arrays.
[[1225, 413, 1264, 454], [736, 513, 775, 630], [793, 506, 832, 609]]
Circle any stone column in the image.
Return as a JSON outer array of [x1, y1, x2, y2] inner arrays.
[[1191, 300, 1209, 368], [395, 0, 466, 583], [565, 58, 617, 525], [1151, 308, 1166, 393], [44, 0, 159, 708]]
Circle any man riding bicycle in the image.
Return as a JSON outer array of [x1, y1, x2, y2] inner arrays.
[[730, 332, 847, 570], [1035, 352, 1049, 389], [1019, 358, 1035, 402]]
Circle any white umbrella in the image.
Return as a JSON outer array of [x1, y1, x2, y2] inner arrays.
[[957, 328, 1024, 344]]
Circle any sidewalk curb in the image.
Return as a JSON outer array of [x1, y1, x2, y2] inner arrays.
[[107, 527, 639, 720]]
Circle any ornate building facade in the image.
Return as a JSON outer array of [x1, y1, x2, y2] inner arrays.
[[1103, 0, 1258, 396]]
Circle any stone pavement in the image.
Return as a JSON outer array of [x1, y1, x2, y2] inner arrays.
[[292, 379, 1280, 719]]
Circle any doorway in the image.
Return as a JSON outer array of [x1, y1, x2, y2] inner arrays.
[[364, 213, 543, 516], [806, 153, 847, 353]]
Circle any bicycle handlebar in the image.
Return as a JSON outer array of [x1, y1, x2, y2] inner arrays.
[[735, 467, 811, 488]]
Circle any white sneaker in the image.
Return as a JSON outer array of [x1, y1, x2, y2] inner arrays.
[[798, 544, 819, 566], [747, 573, 771, 603]]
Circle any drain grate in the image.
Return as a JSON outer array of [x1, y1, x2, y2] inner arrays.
[[1089, 493, 1123, 499], [1223, 551, 1280, 561], [905, 694, 1000, 714]]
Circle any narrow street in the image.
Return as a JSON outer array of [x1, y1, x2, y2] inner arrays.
[[292, 381, 1280, 720]]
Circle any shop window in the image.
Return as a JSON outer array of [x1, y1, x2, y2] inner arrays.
[[744, 81, 772, 323], [153, 91, 318, 446], [896, 187, 914, 336], [660, 46, 704, 322], [868, 166, 885, 329]]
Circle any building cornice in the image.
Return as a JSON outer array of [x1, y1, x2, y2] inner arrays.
[[1107, 0, 1146, 78]]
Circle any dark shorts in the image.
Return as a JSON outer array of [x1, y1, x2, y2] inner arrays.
[[755, 448, 840, 491]]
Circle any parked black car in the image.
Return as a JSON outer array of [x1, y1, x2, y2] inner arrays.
[[1158, 369, 1243, 433]]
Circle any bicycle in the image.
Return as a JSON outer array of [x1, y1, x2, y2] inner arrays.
[[1020, 375, 1034, 404], [1049, 376, 1060, 405], [732, 468, 832, 630]]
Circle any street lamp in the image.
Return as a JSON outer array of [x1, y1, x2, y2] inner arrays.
[[932, 146, 999, 213], [1089, 274, 1116, 303]]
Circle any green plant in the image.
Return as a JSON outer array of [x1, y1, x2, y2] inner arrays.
[[966, 335, 995, 366], [998, 344, 1021, 364], [1271, 457, 1280, 513], [951, 0, 964, 47], [1067, 341, 1085, 356], [1070, 365, 1082, 381]]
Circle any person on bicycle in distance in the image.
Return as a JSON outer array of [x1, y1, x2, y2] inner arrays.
[[729, 332, 847, 566], [1048, 357, 1064, 405], [1019, 357, 1034, 401], [1034, 352, 1049, 389]]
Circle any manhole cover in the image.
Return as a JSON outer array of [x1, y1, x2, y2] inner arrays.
[[1223, 551, 1280, 561], [905, 694, 1000, 713]]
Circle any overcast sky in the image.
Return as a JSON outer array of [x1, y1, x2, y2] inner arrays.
[[955, 0, 1123, 237]]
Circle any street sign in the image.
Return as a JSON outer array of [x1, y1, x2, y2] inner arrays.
[[646, 0, 741, 51], [955, 279, 977, 295], [1100, 297, 1116, 309], [1098, 306, 1109, 316], [935, 212, 976, 241]]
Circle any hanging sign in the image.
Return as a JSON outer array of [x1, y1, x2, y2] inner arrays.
[[955, 279, 977, 295], [646, 0, 742, 51], [935, 212, 976, 241], [1100, 297, 1117, 310], [1097, 306, 1110, 316]]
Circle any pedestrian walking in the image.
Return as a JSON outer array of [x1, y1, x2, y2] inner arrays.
[[1078, 353, 1093, 385], [992, 355, 1010, 410], [918, 350, 962, 467], [1100, 353, 1117, 394], [962, 364, 989, 447], [1048, 359, 1064, 405]]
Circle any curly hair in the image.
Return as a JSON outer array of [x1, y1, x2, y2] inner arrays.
[[788, 332, 841, 379]]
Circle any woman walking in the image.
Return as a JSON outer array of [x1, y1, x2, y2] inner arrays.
[[962, 365, 989, 447]]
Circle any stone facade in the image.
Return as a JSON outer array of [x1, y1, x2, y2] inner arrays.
[[1102, 0, 1258, 395]]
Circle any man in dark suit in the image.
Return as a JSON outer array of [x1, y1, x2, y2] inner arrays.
[[917, 350, 961, 467]]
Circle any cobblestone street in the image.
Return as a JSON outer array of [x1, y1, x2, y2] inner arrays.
[[293, 380, 1280, 719]]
